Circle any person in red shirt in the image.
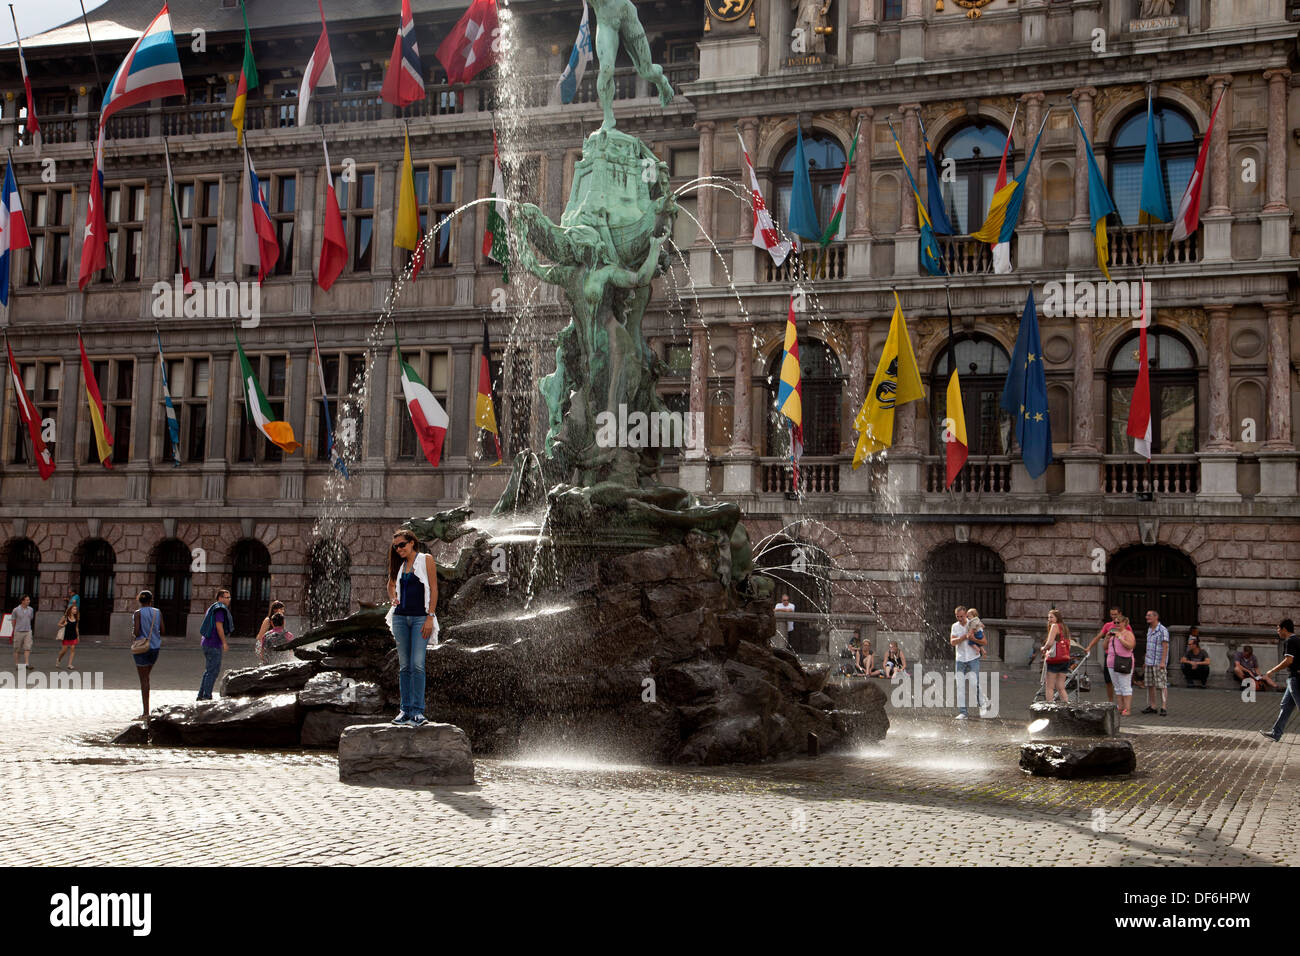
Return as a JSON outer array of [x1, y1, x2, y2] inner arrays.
[[1041, 609, 1073, 703]]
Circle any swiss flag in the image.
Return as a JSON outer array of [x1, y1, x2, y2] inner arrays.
[[436, 0, 500, 86]]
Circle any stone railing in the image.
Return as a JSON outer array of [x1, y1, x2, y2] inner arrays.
[[1107, 223, 1200, 268], [760, 456, 842, 494], [924, 456, 1015, 493], [762, 244, 847, 283], [938, 236, 997, 275], [1103, 455, 1200, 495]]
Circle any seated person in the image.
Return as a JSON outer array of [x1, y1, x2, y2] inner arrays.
[[856, 638, 885, 678], [883, 640, 907, 679], [1233, 645, 1280, 691], [839, 637, 864, 676], [1179, 634, 1211, 687], [259, 611, 296, 666]]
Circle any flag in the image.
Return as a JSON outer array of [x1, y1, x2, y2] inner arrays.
[[786, 125, 821, 246], [236, 330, 300, 454], [297, 0, 337, 127], [775, 292, 803, 488], [240, 145, 279, 283], [396, 326, 449, 467], [972, 107, 1050, 275], [1071, 101, 1117, 279], [853, 290, 924, 467], [988, 103, 1018, 273], [1, 162, 33, 306], [819, 118, 859, 246], [476, 319, 502, 464], [12, 12, 40, 155], [738, 129, 791, 266], [552, 0, 593, 106], [1170, 88, 1224, 244], [157, 331, 181, 467], [312, 322, 349, 478], [1000, 288, 1052, 478], [436, 0, 500, 87], [317, 133, 347, 291], [231, 0, 259, 145], [483, 129, 509, 281], [99, 3, 186, 128], [1127, 282, 1153, 460], [943, 293, 968, 489], [1138, 89, 1172, 225], [918, 114, 954, 236], [5, 339, 54, 479], [162, 138, 192, 292], [77, 125, 108, 291], [78, 334, 113, 469], [889, 121, 945, 276], [394, 129, 420, 265], [382, 0, 425, 108]]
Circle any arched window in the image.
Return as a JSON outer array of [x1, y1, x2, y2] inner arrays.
[[153, 539, 193, 637], [1108, 104, 1197, 227], [753, 536, 832, 655], [937, 122, 1010, 235], [231, 539, 272, 627], [1107, 328, 1197, 454], [764, 338, 843, 457], [929, 335, 1012, 456], [923, 543, 1006, 660], [306, 540, 352, 628], [78, 539, 116, 636], [775, 132, 847, 243], [4, 539, 41, 612]]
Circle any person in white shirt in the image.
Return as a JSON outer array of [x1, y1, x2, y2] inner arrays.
[[774, 594, 796, 636], [949, 604, 985, 718]]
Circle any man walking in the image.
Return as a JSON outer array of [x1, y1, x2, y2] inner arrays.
[[10, 595, 34, 669], [1260, 619, 1299, 742], [1141, 609, 1170, 716], [1083, 605, 1122, 703], [197, 588, 232, 701], [949, 605, 983, 718]]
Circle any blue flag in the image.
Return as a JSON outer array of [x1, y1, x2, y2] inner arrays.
[[918, 114, 954, 236], [1000, 288, 1052, 479], [1071, 101, 1118, 279], [787, 126, 821, 244], [1138, 90, 1172, 225], [156, 331, 181, 467], [889, 121, 946, 277]]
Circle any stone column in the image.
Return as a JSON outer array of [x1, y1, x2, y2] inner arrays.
[[1068, 87, 1098, 270], [1260, 69, 1292, 258], [737, 118, 760, 242], [450, 345, 473, 459], [1021, 0, 1048, 47], [679, 326, 709, 492], [899, 0, 925, 62], [282, 347, 310, 504], [724, 323, 755, 493], [898, 104, 920, 235], [1064, 315, 1100, 494], [850, 108, 874, 238], [851, 0, 879, 63], [1018, 92, 1046, 270], [1199, 306, 1239, 499], [691, 122, 716, 286], [202, 351, 231, 503], [1201, 75, 1233, 262], [1259, 304, 1298, 496], [455, 156, 482, 305]]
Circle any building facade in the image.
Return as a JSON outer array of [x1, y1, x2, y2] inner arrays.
[[1, 0, 1297, 663]]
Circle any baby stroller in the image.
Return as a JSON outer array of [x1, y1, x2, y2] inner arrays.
[[1033, 640, 1091, 702]]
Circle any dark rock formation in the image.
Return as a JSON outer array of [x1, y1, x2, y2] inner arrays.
[[302, 711, 391, 748], [1029, 701, 1119, 737], [298, 671, 384, 713], [1019, 739, 1137, 778], [148, 694, 302, 748], [218, 660, 315, 698], [338, 723, 475, 786]]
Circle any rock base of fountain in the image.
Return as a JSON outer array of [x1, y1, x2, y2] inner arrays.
[[1019, 739, 1136, 778], [338, 723, 475, 787], [1028, 701, 1119, 737]]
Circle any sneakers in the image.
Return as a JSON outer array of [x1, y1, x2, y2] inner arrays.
[[955, 713, 968, 720], [1141, 706, 1157, 714], [1259, 730, 1280, 742], [391, 712, 411, 725], [409, 714, 428, 727], [1159, 708, 1167, 716]]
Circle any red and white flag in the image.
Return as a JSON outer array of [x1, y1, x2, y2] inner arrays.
[[297, 0, 336, 127], [737, 129, 791, 266], [317, 133, 347, 291], [11, 10, 41, 155], [5, 339, 55, 479], [1170, 89, 1224, 244], [77, 125, 108, 290], [1126, 281, 1152, 460], [436, 0, 500, 86]]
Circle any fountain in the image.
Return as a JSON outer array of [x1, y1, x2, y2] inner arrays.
[[119, 2, 889, 767]]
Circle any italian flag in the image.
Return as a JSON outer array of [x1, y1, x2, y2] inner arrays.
[[236, 332, 300, 454], [483, 130, 509, 281], [397, 326, 449, 467], [476, 318, 502, 464], [78, 334, 113, 469], [819, 118, 859, 246]]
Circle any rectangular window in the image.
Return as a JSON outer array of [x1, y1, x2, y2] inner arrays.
[[882, 0, 904, 20], [24, 187, 74, 286], [82, 358, 134, 465], [664, 343, 692, 377], [9, 361, 60, 464], [180, 179, 221, 279], [337, 167, 376, 273], [272, 174, 296, 276], [162, 356, 210, 464], [103, 183, 146, 283], [236, 352, 289, 464], [315, 351, 366, 462], [400, 162, 457, 273], [396, 349, 449, 459]]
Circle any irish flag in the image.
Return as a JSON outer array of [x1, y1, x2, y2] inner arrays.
[[236, 332, 300, 454], [78, 334, 113, 469], [483, 130, 509, 281], [819, 118, 859, 246], [397, 326, 449, 467]]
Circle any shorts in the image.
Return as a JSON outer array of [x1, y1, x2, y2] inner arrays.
[[1146, 666, 1168, 689], [1046, 661, 1071, 674], [13, 631, 32, 653], [1109, 667, 1133, 696], [132, 647, 160, 667]]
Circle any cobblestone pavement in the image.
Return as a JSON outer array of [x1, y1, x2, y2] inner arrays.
[[1, 659, 1296, 866]]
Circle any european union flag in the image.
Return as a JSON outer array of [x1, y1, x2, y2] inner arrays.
[[1000, 288, 1052, 478]]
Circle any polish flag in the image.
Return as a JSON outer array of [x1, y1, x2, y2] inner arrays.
[[297, 0, 337, 127], [738, 129, 791, 266], [1171, 88, 1224, 244], [1126, 282, 1152, 460]]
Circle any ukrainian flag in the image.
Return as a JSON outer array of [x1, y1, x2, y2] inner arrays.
[[1071, 101, 1118, 279]]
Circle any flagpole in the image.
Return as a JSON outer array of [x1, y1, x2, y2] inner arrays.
[[74, 0, 106, 100], [5, 147, 40, 285]]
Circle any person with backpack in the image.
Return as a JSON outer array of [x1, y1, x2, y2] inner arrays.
[[1041, 609, 1073, 703], [197, 588, 232, 701], [131, 590, 164, 724], [1107, 615, 1138, 716]]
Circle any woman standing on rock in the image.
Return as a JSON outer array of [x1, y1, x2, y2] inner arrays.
[[387, 529, 437, 727]]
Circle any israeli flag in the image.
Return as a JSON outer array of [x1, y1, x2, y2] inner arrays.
[[552, 1, 593, 106]]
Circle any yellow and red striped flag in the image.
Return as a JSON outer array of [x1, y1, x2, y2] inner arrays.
[[78, 334, 113, 469]]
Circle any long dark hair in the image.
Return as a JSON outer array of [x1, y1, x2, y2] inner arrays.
[[1049, 608, 1071, 645], [388, 528, 419, 584]]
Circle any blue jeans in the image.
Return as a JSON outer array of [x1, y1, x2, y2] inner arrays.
[[956, 658, 982, 715], [392, 614, 428, 717], [1268, 675, 1299, 739], [198, 646, 223, 700]]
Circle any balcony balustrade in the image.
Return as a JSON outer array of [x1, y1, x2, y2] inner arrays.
[[1103, 456, 1200, 495], [1107, 223, 1200, 268], [760, 457, 842, 494], [924, 456, 1015, 493]]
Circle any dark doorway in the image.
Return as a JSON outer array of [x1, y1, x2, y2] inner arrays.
[[306, 540, 352, 628], [1106, 545, 1197, 665], [231, 539, 272, 632], [4, 538, 41, 613], [78, 539, 116, 636], [754, 537, 832, 655], [153, 539, 193, 638], [923, 543, 1006, 659]]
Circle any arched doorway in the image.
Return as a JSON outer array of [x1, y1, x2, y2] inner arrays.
[[1106, 545, 1197, 665], [78, 539, 116, 636], [754, 537, 832, 655], [306, 540, 352, 628], [231, 539, 272, 629], [153, 539, 193, 638], [923, 543, 1006, 659], [4, 539, 41, 612]]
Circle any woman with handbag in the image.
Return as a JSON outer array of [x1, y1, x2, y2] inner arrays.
[[1041, 609, 1073, 703], [1107, 615, 1138, 716], [131, 590, 164, 724], [55, 599, 80, 669]]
